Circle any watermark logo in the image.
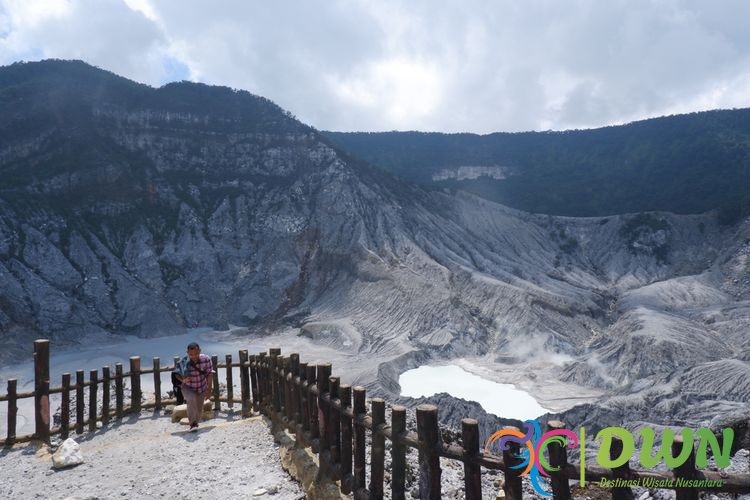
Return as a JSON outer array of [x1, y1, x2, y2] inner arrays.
[[485, 420, 734, 496]]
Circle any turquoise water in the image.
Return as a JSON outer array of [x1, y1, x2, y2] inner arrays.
[[399, 364, 550, 420]]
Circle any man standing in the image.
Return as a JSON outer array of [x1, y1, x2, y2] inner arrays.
[[174, 342, 214, 431]]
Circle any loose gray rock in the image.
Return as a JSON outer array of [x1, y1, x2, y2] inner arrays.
[[52, 438, 84, 469]]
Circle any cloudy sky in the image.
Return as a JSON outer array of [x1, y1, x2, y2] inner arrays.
[[1, 0, 749, 133]]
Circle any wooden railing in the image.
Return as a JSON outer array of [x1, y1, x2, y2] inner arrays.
[[2, 340, 750, 499], [1, 339, 252, 443], [253, 349, 750, 500]]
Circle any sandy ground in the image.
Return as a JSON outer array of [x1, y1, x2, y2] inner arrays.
[[0, 409, 304, 500]]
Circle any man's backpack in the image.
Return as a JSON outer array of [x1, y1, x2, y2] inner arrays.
[[170, 372, 185, 405], [174, 356, 190, 378]]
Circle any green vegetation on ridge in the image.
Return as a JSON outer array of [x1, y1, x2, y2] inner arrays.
[[324, 110, 750, 219]]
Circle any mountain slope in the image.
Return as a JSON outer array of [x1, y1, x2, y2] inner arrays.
[[1, 60, 749, 432]]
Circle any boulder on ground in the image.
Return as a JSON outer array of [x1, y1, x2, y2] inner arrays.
[[171, 404, 188, 422], [51, 438, 84, 469], [171, 401, 213, 422]]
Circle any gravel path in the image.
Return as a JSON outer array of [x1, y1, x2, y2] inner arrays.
[[0, 410, 304, 499]]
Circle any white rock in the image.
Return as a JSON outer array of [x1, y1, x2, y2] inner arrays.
[[51, 438, 84, 469], [171, 401, 214, 422], [171, 404, 188, 422], [252, 488, 267, 496]]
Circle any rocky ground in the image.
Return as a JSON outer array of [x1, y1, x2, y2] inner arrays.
[[0, 409, 304, 500], [3, 399, 750, 499]]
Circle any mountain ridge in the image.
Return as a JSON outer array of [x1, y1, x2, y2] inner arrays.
[[324, 107, 750, 217]]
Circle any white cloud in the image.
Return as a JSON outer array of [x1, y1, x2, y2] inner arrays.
[[122, 0, 157, 21], [1, 0, 749, 133], [2, 0, 72, 28], [0, 0, 169, 85], [332, 57, 443, 127]]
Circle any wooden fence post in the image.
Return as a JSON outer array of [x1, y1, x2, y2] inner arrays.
[[391, 405, 407, 500], [259, 353, 265, 409], [330, 376, 341, 465], [33, 339, 50, 443], [417, 404, 442, 500], [547, 420, 571, 500], [261, 352, 269, 409], [211, 355, 220, 411], [502, 426, 523, 500], [269, 348, 281, 414], [76, 369, 85, 434], [282, 356, 291, 420], [88, 369, 98, 432], [129, 356, 141, 413], [256, 352, 266, 410], [277, 355, 285, 420], [317, 363, 332, 454], [353, 386, 367, 492], [290, 353, 300, 428], [239, 350, 250, 416], [6, 379, 17, 445], [672, 435, 699, 500], [101, 366, 110, 425], [60, 374, 70, 440], [268, 350, 276, 413], [225, 353, 233, 408], [249, 354, 259, 412], [307, 365, 319, 444], [153, 357, 161, 410], [282, 357, 292, 424], [462, 418, 482, 499], [611, 435, 634, 500], [298, 361, 309, 439], [268, 353, 275, 412], [276, 354, 284, 418], [115, 363, 124, 418], [340, 384, 353, 494], [172, 356, 180, 401], [370, 398, 386, 500]]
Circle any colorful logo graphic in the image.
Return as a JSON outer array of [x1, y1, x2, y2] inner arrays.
[[486, 420, 734, 496], [486, 420, 579, 496]]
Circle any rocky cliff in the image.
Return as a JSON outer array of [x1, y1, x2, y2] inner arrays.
[[1, 60, 749, 430]]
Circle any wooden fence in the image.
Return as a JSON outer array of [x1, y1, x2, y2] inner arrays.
[[2, 339, 750, 500], [0, 339, 252, 443]]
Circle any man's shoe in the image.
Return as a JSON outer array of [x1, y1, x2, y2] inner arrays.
[[189, 422, 198, 432]]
